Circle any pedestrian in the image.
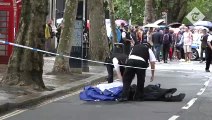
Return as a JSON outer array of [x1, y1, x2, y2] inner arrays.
[[169, 29, 175, 61], [136, 29, 144, 45], [130, 26, 138, 45], [205, 31, 212, 72], [122, 26, 134, 55], [118, 42, 156, 102], [162, 27, 172, 63], [105, 53, 128, 83], [182, 27, 193, 62], [152, 28, 163, 62], [56, 21, 64, 50], [176, 29, 185, 60], [44, 19, 56, 56], [200, 29, 209, 63], [147, 27, 154, 49]]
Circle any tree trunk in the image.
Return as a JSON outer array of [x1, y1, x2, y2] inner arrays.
[[52, 0, 78, 73], [88, 0, 110, 61], [1, 0, 48, 90], [108, 0, 118, 44], [144, 0, 155, 24]]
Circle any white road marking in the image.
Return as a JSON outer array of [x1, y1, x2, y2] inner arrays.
[[0, 110, 26, 120], [0, 75, 210, 120], [197, 80, 210, 96], [36, 90, 81, 107], [0, 90, 81, 120], [169, 78, 211, 119], [168, 115, 180, 120], [204, 80, 210, 86], [182, 98, 198, 109]]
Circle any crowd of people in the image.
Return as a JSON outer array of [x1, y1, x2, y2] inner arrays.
[[108, 23, 212, 69], [104, 22, 212, 102]]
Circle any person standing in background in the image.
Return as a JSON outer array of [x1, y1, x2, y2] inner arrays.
[[147, 27, 154, 49], [152, 28, 163, 62], [45, 19, 56, 56], [56, 21, 64, 50], [205, 31, 212, 72], [182, 27, 193, 62], [162, 28, 172, 63], [200, 29, 209, 63]]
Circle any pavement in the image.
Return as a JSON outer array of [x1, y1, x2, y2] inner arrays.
[[0, 57, 108, 114]]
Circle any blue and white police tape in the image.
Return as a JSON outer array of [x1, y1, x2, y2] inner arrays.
[[0, 40, 196, 72]]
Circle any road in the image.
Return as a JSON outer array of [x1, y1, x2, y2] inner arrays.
[[1, 61, 212, 120]]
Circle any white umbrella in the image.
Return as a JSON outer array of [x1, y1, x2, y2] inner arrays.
[[194, 26, 209, 31], [115, 19, 128, 26], [153, 19, 165, 25], [194, 21, 212, 28], [143, 24, 159, 28]]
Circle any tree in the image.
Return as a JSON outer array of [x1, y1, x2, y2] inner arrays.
[[114, 0, 145, 25], [88, 0, 110, 61], [144, 0, 155, 24], [183, 0, 212, 24], [1, 0, 48, 90], [153, 0, 189, 23], [168, 0, 188, 23], [52, 0, 78, 73], [107, 0, 118, 44]]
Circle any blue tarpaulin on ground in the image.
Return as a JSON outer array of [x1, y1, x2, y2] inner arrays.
[[80, 81, 123, 101]]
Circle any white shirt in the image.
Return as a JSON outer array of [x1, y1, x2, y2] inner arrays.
[[129, 49, 156, 62], [207, 34, 212, 42], [192, 33, 201, 43], [183, 32, 193, 45], [122, 32, 126, 38], [149, 49, 157, 62], [112, 58, 121, 76]]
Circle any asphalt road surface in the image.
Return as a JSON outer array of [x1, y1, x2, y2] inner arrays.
[[2, 62, 212, 120]]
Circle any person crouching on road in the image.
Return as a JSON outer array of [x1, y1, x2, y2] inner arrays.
[[118, 43, 156, 102], [105, 53, 128, 83]]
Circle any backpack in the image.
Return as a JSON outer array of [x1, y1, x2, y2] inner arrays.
[[163, 34, 170, 44]]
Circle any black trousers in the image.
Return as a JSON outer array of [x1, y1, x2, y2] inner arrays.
[[200, 47, 206, 61], [121, 59, 146, 100], [106, 64, 125, 83], [163, 44, 170, 62], [124, 43, 131, 55], [106, 64, 114, 83], [205, 47, 212, 70]]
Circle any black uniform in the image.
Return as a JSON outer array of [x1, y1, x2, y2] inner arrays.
[[105, 53, 128, 83], [200, 34, 209, 61], [119, 44, 150, 101], [124, 31, 132, 55], [205, 34, 212, 72]]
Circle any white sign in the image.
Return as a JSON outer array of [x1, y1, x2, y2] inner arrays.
[[186, 7, 205, 24], [72, 20, 83, 46]]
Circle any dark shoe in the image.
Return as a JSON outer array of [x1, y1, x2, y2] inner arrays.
[[166, 93, 186, 102], [117, 97, 128, 102], [205, 69, 210, 72], [164, 88, 177, 98], [133, 98, 144, 102], [199, 60, 203, 63], [133, 94, 144, 102]]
